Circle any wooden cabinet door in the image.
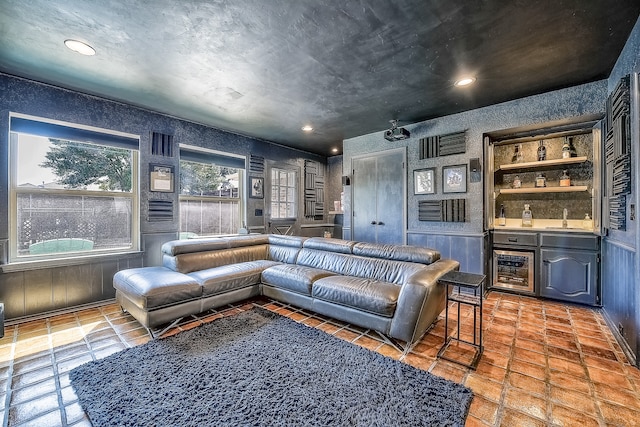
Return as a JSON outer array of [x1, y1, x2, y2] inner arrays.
[[540, 248, 599, 305]]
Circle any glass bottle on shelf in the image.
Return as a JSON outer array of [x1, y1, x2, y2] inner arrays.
[[512, 143, 523, 163], [512, 175, 522, 188], [498, 204, 506, 226], [582, 214, 593, 230], [559, 170, 571, 187], [562, 137, 572, 159], [535, 173, 546, 187], [537, 140, 546, 161], [522, 204, 533, 227], [569, 137, 577, 157]]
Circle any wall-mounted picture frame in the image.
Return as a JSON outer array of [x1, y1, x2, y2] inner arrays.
[[442, 164, 467, 193], [250, 176, 264, 199], [414, 168, 436, 195], [150, 164, 174, 192]]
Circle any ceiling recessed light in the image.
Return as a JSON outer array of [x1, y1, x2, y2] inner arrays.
[[454, 76, 476, 87], [64, 39, 96, 56], [331, 147, 339, 153], [301, 125, 313, 132]]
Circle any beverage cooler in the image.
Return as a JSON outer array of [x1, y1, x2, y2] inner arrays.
[[492, 249, 535, 295]]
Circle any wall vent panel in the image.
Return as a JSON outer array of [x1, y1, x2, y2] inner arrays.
[[419, 131, 466, 159], [151, 132, 174, 157], [148, 199, 173, 221]]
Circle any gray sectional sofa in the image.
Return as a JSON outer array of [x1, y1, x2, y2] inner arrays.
[[114, 234, 459, 350]]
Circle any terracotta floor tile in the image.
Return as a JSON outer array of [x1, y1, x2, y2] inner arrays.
[[499, 407, 547, 427], [593, 382, 640, 411], [4, 295, 640, 427], [550, 403, 600, 427], [549, 371, 591, 394], [513, 347, 547, 367], [547, 345, 582, 363], [467, 395, 499, 425], [583, 354, 626, 373], [504, 388, 547, 420], [547, 356, 585, 377], [474, 359, 507, 383], [403, 353, 435, 372], [464, 374, 504, 403], [581, 343, 618, 360], [316, 323, 341, 334], [549, 385, 597, 415], [509, 359, 547, 380], [376, 344, 402, 360], [8, 392, 60, 425], [587, 365, 634, 390], [508, 371, 547, 396], [333, 328, 359, 342], [515, 338, 546, 354], [479, 350, 510, 369], [429, 359, 467, 383], [598, 400, 640, 427]]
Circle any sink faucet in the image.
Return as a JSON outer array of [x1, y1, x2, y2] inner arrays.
[[562, 208, 568, 228]]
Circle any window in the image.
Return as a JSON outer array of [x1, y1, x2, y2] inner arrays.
[[9, 115, 139, 262], [270, 168, 297, 219], [179, 146, 245, 237]]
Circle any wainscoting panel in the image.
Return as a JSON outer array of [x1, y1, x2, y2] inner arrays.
[[408, 232, 487, 275], [0, 254, 143, 320], [601, 239, 638, 364]]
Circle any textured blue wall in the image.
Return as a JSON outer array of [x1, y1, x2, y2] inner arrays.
[[343, 80, 608, 274], [0, 73, 326, 319], [601, 16, 640, 365]]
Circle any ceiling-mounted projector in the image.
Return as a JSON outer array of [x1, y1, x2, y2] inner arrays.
[[384, 120, 410, 141]]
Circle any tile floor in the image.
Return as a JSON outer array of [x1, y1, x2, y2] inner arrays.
[[0, 291, 639, 427]]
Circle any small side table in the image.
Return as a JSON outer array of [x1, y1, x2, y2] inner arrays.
[[436, 271, 485, 369]]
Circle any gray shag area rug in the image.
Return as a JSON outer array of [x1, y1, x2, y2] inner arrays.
[[70, 308, 473, 426]]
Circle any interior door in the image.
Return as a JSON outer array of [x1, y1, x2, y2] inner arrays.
[[351, 149, 405, 244]]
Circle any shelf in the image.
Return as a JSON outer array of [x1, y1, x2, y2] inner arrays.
[[497, 156, 588, 172], [498, 186, 588, 194]]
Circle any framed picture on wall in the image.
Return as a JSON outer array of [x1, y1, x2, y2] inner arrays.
[[442, 164, 467, 193], [150, 164, 174, 192], [250, 176, 264, 199], [414, 168, 436, 194]]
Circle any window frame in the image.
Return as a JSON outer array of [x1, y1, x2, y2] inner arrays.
[[7, 113, 140, 264], [178, 144, 246, 238], [270, 166, 298, 220]]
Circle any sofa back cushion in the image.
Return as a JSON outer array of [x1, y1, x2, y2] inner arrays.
[[164, 245, 269, 274], [352, 242, 439, 264], [162, 235, 269, 256], [296, 248, 426, 286], [267, 235, 306, 263]]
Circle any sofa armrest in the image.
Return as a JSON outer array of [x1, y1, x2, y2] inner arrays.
[[389, 258, 459, 343]]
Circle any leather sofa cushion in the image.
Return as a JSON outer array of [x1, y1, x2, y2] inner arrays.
[[262, 264, 336, 295], [312, 276, 400, 317], [189, 260, 280, 296], [113, 267, 201, 310], [165, 245, 270, 274], [352, 242, 440, 264], [302, 237, 355, 254], [162, 234, 269, 256], [296, 248, 426, 286]]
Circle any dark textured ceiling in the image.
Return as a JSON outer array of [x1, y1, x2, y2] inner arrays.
[[1, 1, 639, 156]]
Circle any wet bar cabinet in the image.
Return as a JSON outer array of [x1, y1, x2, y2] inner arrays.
[[485, 116, 603, 305]]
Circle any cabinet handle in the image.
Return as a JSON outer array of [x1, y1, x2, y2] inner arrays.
[[377, 221, 384, 226], [371, 220, 378, 225], [508, 237, 518, 242], [542, 259, 549, 264]]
